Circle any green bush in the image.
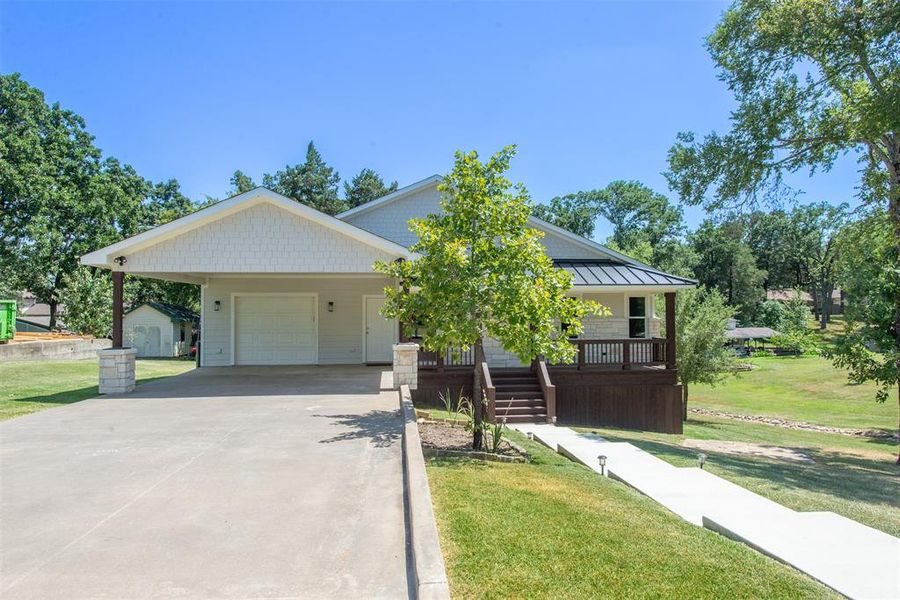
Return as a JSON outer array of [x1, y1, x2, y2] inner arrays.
[[770, 330, 821, 356]]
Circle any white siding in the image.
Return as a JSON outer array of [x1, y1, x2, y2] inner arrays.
[[537, 230, 610, 260], [343, 186, 444, 248], [344, 182, 613, 261], [201, 277, 395, 366], [124, 306, 181, 357], [125, 203, 395, 274]]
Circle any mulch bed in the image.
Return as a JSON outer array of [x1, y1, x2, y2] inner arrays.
[[418, 420, 528, 463]]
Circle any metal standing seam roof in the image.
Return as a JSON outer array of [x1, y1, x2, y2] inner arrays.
[[554, 260, 697, 287]]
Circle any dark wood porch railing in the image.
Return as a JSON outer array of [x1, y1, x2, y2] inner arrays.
[[480, 361, 496, 422], [563, 338, 669, 370], [418, 346, 476, 371], [535, 360, 556, 423]]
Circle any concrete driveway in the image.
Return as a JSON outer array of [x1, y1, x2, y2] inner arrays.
[[0, 366, 411, 599]]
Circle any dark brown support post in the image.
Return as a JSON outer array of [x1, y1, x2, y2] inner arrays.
[[622, 340, 631, 370], [577, 341, 585, 370], [665, 292, 676, 370], [112, 271, 124, 348]]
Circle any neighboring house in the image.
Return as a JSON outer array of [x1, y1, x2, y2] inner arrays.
[[17, 301, 64, 330], [124, 302, 198, 357], [766, 288, 844, 315], [82, 176, 696, 433]]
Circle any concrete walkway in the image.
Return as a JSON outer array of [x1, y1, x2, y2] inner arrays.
[[514, 423, 900, 600], [1, 366, 411, 600]]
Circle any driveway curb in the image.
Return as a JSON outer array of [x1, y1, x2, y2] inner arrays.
[[399, 385, 451, 600]]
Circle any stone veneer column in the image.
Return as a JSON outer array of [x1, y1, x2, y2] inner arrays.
[[98, 348, 137, 394], [393, 343, 420, 390]]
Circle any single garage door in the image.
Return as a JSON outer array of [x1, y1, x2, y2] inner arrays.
[[234, 295, 317, 365]]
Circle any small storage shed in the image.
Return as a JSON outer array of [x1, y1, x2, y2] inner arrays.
[[124, 302, 198, 357]]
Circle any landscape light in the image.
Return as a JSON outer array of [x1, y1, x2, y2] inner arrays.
[[598, 455, 607, 476], [698, 453, 708, 469]]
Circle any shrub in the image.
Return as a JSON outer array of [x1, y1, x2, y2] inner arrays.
[[757, 300, 786, 330], [771, 330, 821, 356]]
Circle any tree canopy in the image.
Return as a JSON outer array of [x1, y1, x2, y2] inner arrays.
[[262, 141, 345, 215], [344, 168, 398, 209]]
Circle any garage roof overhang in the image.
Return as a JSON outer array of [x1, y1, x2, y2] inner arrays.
[[80, 188, 412, 281]]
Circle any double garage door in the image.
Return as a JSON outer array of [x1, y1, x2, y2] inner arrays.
[[234, 295, 317, 365]]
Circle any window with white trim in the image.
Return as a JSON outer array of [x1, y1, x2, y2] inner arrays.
[[628, 296, 647, 338]]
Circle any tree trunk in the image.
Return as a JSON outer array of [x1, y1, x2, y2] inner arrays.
[[472, 337, 484, 450], [819, 277, 832, 331], [682, 382, 689, 422], [48, 299, 58, 330], [809, 283, 820, 322]]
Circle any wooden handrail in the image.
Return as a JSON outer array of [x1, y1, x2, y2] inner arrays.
[[536, 360, 556, 424], [480, 361, 496, 422]]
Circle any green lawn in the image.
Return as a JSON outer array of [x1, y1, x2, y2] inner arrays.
[[692, 355, 898, 432], [0, 358, 195, 421], [581, 416, 900, 538], [427, 433, 837, 599]]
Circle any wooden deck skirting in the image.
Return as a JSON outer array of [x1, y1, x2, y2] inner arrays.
[[411, 339, 682, 434]]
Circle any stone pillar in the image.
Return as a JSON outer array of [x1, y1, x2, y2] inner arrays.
[[393, 342, 419, 390], [98, 348, 136, 394]]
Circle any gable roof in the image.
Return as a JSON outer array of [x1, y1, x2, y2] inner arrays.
[[127, 301, 199, 323], [338, 174, 655, 269], [82, 188, 411, 269], [336, 175, 443, 220]]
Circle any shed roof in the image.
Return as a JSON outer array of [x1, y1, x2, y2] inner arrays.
[[127, 301, 199, 323], [554, 260, 697, 288]]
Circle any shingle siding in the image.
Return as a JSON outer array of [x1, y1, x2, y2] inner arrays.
[[126, 203, 394, 274], [344, 183, 612, 260]]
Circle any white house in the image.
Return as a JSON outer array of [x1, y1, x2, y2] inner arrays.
[[82, 176, 695, 368], [124, 302, 198, 357]]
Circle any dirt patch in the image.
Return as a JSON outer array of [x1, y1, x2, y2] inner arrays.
[[683, 439, 814, 463], [418, 420, 527, 461], [690, 407, 899, 441]]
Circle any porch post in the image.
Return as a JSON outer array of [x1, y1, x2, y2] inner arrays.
[[665, 292, 676, 369], [112, 271, 124, 348]]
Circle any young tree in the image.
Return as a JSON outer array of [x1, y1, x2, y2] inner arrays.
[[262, 141, 344, 215], [344, 168, 398, 208], [827, 211, 900, 462], [375, 146, 603, 448], [675, 287, 737, 420]]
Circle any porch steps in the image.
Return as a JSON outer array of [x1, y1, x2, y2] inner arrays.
[[491, 369, 547, 424]]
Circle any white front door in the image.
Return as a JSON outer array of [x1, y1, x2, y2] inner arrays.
[[364, 296, 394, 363], [234, 295, 317, 365]]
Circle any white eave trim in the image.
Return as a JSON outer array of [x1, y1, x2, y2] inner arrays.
[[336, 174, 442, 220], [81, 187, 411, 268]]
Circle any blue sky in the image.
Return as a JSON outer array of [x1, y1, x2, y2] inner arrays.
[[1, 1, 861, 241]]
